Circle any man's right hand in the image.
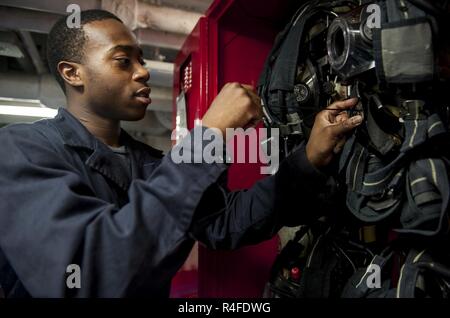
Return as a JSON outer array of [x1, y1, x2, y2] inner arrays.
[[202, 83, 263, 138]]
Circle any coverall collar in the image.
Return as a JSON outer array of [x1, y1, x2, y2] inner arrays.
[[51, 107, 162, 191]]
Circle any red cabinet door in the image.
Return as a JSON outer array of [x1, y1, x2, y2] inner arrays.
[[172, 0, 295, 297]]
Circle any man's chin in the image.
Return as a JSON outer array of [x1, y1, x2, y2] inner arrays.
[[122, 105, 148, 121], [123, 112, 146, 122]]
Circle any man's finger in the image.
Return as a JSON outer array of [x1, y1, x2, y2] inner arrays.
[[333, 138, 347, 154], [241, 84, 255, 91], [253, 105, 264, 122], [241, 84, 261, 106], [326, 98, 359, 116], [241, 84, 259, 99], [237, 84, 263, 123], [330, 115, 363, 136], [244, 117, 263, 129], [335, 111, 349, 124]]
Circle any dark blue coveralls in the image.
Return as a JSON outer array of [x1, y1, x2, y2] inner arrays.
[[0, 108, 327, 297]]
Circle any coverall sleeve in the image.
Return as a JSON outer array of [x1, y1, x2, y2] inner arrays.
[[190, 142, 330, 250], [0, 125, 226, 297]]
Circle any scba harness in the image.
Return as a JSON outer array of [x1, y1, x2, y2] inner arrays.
[[265, 222, 450, 298], [259, 0, 450, 298]]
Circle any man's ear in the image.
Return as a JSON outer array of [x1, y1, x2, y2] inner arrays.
[[57, 61, 84, 88]]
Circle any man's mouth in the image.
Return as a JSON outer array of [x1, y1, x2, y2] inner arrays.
[[133, 87, 152, 105]]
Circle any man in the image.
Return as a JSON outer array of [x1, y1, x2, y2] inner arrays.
[[0, 10, 362, 297]]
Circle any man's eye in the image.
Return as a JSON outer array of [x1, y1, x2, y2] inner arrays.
[[116, 58, 131, 66], [139, 59, 146, 66]]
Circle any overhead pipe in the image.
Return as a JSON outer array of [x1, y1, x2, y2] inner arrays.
[[0, 0, 201, 48], [101, 0, 202, 35]]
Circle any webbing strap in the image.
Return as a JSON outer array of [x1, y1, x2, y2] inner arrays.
[[347, 111, 446, 196], [344, 108, 448, 229]]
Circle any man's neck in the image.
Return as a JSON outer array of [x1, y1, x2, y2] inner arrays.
[[66, 104, 121, 147]]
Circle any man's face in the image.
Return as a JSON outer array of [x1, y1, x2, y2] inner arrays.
[[80, 19, 151, 121]]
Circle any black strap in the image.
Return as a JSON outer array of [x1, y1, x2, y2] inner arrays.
[[365, 94, 398, 155], [396, 249, 428, 298]]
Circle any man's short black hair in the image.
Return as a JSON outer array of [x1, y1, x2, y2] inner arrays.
[[47, 9, 123, 93]]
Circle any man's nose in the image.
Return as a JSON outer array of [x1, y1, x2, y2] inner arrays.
[[133, 63, 150, 83]]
